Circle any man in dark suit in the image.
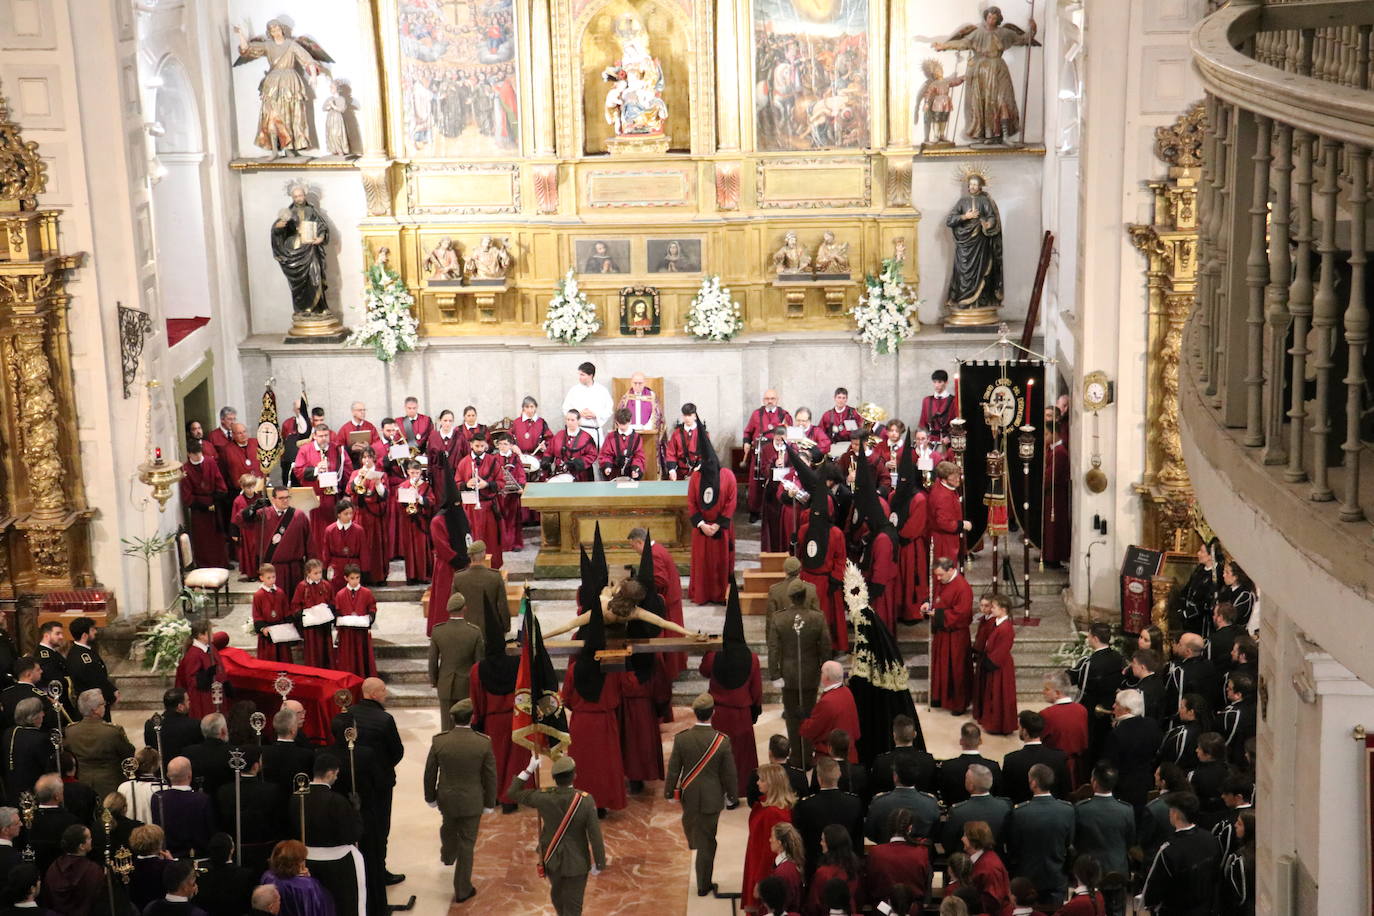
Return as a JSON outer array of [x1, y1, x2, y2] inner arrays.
[[65, 618, 116, 714], [449, 541, 510, 636], [1219, 672, 1257, 767], [0, 805, 22, 875], [1003, 763, 1075, 907], [33, 622, 75, 721], [869, 714, 935, 796], [2, 698, 52, 806], [151, 757, 216, 858], [936, 722, 1004, 805], [323, 717, 390, 913], [1102, 689, 1164, 810], [864, 757, 940, 843], [767, 582, 831, 769], [510, 754, 606, 916], [792, 756, 862, 877], [424, 699, 497, 903], [665, 694, 737, 897], [144, 689, 204, 764], [192, 832, 257, 916], [1211, 773, 1254, 860], [292, 754, 366, 916], [1165, 633, 1218, 725], [259, 708, 315, 796], [333, 677, 405, 885], [807, 729, 866, 800], [1072, 763, 1136, 892], [1001, 711, 1072, 802], [1207, 602, 1241, 687], [745, 735, 809, 808], [940, 763, 1011, 853], [1130, 649, 1168, 723], [1, 656, 67, 732], [213, 748, 285, 873], [184, 714, 233, 798], [28, 774, 79, 873], [1140, 792, 1222, 915], [1067, 623, 1124, 763]]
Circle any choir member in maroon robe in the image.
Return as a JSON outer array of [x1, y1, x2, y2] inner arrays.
[[919, 370, 957, 446], [291, 425, 352, 558], [252, 564, 299, 664], [174, 619, 226, 719], [800, 660, 861, 762], [334, 565, 378, 679], [292, 558, 334, 670], [547, 410, 598, 481], [687, 430, 736, 605], [663, 404, 703, 481], [231, 475, 267, 581], [912, 427, 947, 486], [344, 447, 388, 583], [863, 810, 932, 909], [629, 528, 686, 679], [924, 558, 973, 714], [754, 426, 791, 553], [454, 406, 488, 457], [398, 396, 433, 454], [187, 419, 218, 465], [963, 821, 1013, 915], [699, 580, 762, 797], [491, 432, 527, 550], [180, 440, 229, 568], [469, 605, 530, 811], [376, 418, 409, 561], [975, 595, 1018, 735], [1041, 425, 1071, 568], [394, 462, 433, 584], [598, 409, 647, 480], [512, 397, 553, 524], [428, 454, 472, 635], [208, 408, 235, 451], [819, 388, 860, 444], [426, 409, 464, 467], [930, 461, 970, 566], [743, 391, 793, 518], [561, 579, 627, 814], [332, 401, 380, 452], [767, 823, 806, 913], [872, 420, 908, 496], [252, 486, 312, 598], [217, 423, 264, 495], [322, 501, 366, 585], [791, 407, 832, 454], [454, 433, 504, 569]]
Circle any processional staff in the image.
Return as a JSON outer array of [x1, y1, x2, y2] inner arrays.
[[229, 748, 247, 866]]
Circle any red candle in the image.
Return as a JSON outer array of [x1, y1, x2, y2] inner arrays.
[[155, 447, 162, 461]]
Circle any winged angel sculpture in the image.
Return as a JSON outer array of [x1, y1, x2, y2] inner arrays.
[[232, 19, 334, 157], [932, 5, 1038, 145]]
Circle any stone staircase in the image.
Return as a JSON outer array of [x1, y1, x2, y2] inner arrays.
[[112, 523, 1078, 711]]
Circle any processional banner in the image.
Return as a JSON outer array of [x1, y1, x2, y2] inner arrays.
[[956, 359, 1046, 550]]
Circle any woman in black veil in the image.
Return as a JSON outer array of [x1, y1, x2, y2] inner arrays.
[[840, 560, 924, 765]]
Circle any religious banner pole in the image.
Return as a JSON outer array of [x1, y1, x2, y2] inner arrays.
[[229, 748, 246, 865]]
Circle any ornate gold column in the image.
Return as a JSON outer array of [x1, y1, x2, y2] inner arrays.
[[530, 0, 557, 157], [714, 0, 740, 152], [0, 87, 93, 591], [1129, 102, 1204, 553]]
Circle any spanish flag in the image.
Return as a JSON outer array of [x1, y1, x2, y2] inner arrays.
[[512, 590, 570, 760]]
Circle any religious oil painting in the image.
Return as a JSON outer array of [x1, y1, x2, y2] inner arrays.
[[619, 286, 662, 336], [752, 0, 871, 151], [646, 239, 702, 274], [575, 239, 632, 275], [397, 0, 520, 158]]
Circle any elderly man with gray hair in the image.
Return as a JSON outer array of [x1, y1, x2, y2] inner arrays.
[[250, 883, 282, 915], [61, 688, 134, 798], [799, 660, 861, 763], [0, 806, 22, 873], [941, 763, 1011, 854], [1038, 669, 1089, 787], [185, 712, 233, 797], [1102, 688, 1164, 811], [2, 697, 52, 807]]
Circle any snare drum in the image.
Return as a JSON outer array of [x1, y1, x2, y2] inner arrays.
[[547, 473, 575, 483]]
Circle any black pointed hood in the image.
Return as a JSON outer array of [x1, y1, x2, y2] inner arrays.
[[432, 452, 472, 569], [790, 448, 832, 571], [573, 554, 607, 702], [626, 532, 663, 682], [855, 451, 898, 541], [712, 575, 752, 690], [477, 588, 520, 696], [889, 430, 919, 529], [696, 426, 721, 512]]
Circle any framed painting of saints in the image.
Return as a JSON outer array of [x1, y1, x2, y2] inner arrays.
[[647, 238, 702, 274], [575, 239, 631, 275]]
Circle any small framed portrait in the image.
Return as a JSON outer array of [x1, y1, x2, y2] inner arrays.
[[619, 286, 661, 336], [647, 238, 702, 274], [575, 239, 630, 275]]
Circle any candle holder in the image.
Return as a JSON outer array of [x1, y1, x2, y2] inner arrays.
[[948, 418, 968, 457], [136, 380, 182, 511], [1017, 424, 1037, 615]]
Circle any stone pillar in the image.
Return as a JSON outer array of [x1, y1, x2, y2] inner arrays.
[[714, 0, 740, 151], [355, 0, 388, 157], [886, 0, 910, 148], [531, 0, 556, 157]]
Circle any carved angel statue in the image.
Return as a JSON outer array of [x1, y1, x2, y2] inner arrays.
[[424, 237, 463, 280], [601, 13, 668, 137], [232, 19, 334, 157], [813, 231, 850, 275], [465, 236, 512, 281], [932, 5, 1038, 145], [771, 231, 812, 275]]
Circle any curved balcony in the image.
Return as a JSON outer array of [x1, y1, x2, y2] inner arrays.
[[1183, 0, 1374, 683]]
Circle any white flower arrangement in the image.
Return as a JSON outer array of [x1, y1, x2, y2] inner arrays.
[[345, 262, 420, 362], [543, 269, 601, 344], [851, 257, 921, 358], [684, 275, 744, 341], [133, 612, 192, 674]]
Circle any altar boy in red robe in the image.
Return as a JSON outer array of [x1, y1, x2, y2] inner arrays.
[[252, 563, 299, 665], [292, 425, 352, 558], [930, 461, 970, 567], [334, 564, 378, 679], [687, 430, 736, 605], [181, 440, 229, 568], [919, 369, 957, 446], [598, 408, 646, 480], [454, 433, 503, 569], [322, 500, 365, 584], [174, 619, 226, 720], [231, 475, 267, 582], [976, 595, 1018, 735], [923, 557, 973, 715], [292, 558, 334, 670], [662, 404, 702, 481]]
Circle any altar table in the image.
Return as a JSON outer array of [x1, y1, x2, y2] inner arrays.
[[521, 480, 690, 578]]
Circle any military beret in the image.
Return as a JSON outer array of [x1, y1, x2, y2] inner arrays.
[[468, 540, 487, 557], [786, 579, 807, 597], [446, 592, 467, 613], [552, 756, 576, 776], [691, 692, 715, 713], [783, 556, 802, 574], [450, 698, 473, 718]]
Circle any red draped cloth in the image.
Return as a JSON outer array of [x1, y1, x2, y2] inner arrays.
[[291, 578, 334, 670], [699, 652, 761, 798], [217, 647, 362, 742], [561, 661, 627, 811], [687, 471, 736, 605], [468, 668, 533, 806], [976, 618, 1018, 735], [741, 804, 791, 912], [617, 672, 664, 783], [796, 518, 848, 652], [334, 586, 378, 679], [929, 574, 973, 714]]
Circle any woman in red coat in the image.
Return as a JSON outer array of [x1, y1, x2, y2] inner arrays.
[[291, 559, 334, 670], [804, 825, 862, 916], [468, 611, 530, 811], [394, 463, 432, 584], [976, 596, 1018, 736], [344, 447, 388, 584], [864, 809, 932, 906], [925, 559, 973, 714], [768, 822, 806, 913], [699, 581, 762, 797], [687, 432, 736, 605], [742, 764, 796, 913], [963, 820, 1012, 916]]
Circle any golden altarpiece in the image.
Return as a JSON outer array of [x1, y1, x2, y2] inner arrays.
[[355, 0, 934, 335], [0, 90, 99, 639]]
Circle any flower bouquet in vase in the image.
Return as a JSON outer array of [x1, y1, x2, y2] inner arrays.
[[543, 269, 601, 344], [684, 275, 744, 341]]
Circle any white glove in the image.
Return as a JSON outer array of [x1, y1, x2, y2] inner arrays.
[[771, 678, 784, 687], [521, 759, 540, 779], [482, 807, 495, 815], [590, 867, 600, 877], [427, 800, 437, 808]]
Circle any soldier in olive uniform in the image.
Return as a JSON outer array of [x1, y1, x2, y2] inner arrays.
[[665, 693, 738, 897], [766, 557, 818, 616], [428, 593, 484, 729], [510, 755, 607, 916], [1073, 763, 1136, 914], [423, 699, 496, 903], [62, 688, 134, 798], [766, 581, 831, 768], [66, 618, 116, 718], [1003, 763, 1076, 907], [940, 763, 1011, 853]]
